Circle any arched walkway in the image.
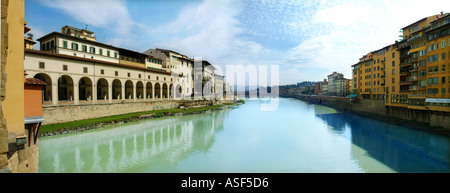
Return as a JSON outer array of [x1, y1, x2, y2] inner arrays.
[[125, 80, 134, 99], [58, 75, 74, 101], [112, 79, 122, 100], [162, 83, 168, 99], [33, 73, 52, 102], [169, 84, 174, 99], [79, 77, 93, 101], [175, 84, 183, 99], [136, 81, 144, 99], [96, 78, 108, 100], [154, 83, 161, 99]]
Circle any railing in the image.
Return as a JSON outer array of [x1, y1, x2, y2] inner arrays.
[[409, 66, 418, 72], [409, 85, 419, 90], [407, 34, 424, 42], [407, 76, 418, 81], [408, 94, 426, 98]]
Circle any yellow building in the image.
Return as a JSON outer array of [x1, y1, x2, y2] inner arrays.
[[1, 0, 39, 173], [384, 42, 402, 107], [416, 13, 450, 112]]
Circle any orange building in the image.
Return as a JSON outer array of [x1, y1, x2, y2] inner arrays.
[[24, 72, 46, 147]]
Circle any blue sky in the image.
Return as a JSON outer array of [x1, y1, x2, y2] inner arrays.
[[25, 0, 450, 85]]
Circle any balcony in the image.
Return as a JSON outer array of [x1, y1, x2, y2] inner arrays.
[[409, 66, 418, 72], [407, 76, 418, 81], [409, 85, 419, 90], [407, 34, 424, 43], [408, 94, 426, 98]]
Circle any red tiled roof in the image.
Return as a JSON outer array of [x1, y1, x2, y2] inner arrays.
[[25, 78, 47, 85]]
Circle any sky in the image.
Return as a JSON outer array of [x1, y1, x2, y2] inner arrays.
[[25, 0, 450, 85]]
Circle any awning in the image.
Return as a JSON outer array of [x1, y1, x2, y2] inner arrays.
[[425, 98, 450, 103], [348, 94, 358, 98]]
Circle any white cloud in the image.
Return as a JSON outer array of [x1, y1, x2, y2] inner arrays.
[[39, 0, 136, 36], [154, 0, 268, 68]]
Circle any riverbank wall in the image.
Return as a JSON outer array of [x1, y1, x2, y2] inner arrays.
[[282, 94, 450, 135], [43, 99, 231, 125]]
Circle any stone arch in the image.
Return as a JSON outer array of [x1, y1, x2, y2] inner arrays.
[[112, 79, 122, 100], [174, 84, 183, 99], [154, 83, 161, 99], [79, 77, 93, 101], [58, 75, 74, 101], [96, 78, 108, 100], [125, 80, 134, 99], [169, 84, 174, 99], [136, 81, 144, 99], [162, 83, 168, 98], [33, 73, 52, 102]]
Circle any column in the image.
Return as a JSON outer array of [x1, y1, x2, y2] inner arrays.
[[108, 83, 113, 103], [74, 83, 79, 105], [121, 85, 125, 100], [52, 81, 58, 106], [133, 82, 136, 102]]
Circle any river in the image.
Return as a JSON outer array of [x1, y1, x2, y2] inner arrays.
[[38, 98, 450, 173]]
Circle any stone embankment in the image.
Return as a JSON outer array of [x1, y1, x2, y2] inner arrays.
[[282, 94, 450, 137], [40, 100, 243, 137]]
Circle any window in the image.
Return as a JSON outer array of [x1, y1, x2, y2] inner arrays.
[[392, 61, 395, 66], [392, 52, 395, 58], [392, 69, 395, 75], [442, 76, 446, 84], [443, 53, 446, 60], [101, 69, 104, 75], [428, 54, 439, 63], [419, 49, 426, 56], [428, 77, 438, 85], [138, 74, 141, 78], [99, 49, 103, 55], [148, 75, 150, 79], [392, 87, 395, 92], [115, 71, 118, 76], [82, 45, 87, 52], [90, 47, 95, 54], [127, 73, 130, 77], [443, 88, 446, 94], [63, 41, 68, 48], [392, 78, 395, 83], [107, 51, 111, 57], [39, 62, 45, 69], [428, 88, 438, 94], [50, 40, 55, 49], [428, 66, 439, 73], [63, 65, 68, 71], [428, 43, 439, 52], [72, 43, 78, 50], [420, 80, 426, 87], [419, 70, 426, 76], [114, 52, 118, 58], [419, 60, 426, 66], [156, 76, 159, 80], [443, 64, 446, 72], [83, 67, 88, 73], [443, 40, 446, 48]]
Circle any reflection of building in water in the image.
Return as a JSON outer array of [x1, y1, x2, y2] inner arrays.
[[315, 112, 450, 173], [39, 111, 226, 173]]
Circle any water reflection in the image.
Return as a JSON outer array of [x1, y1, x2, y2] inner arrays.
[[314, 106, 450, 173], [39, 110, 226, 173]]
